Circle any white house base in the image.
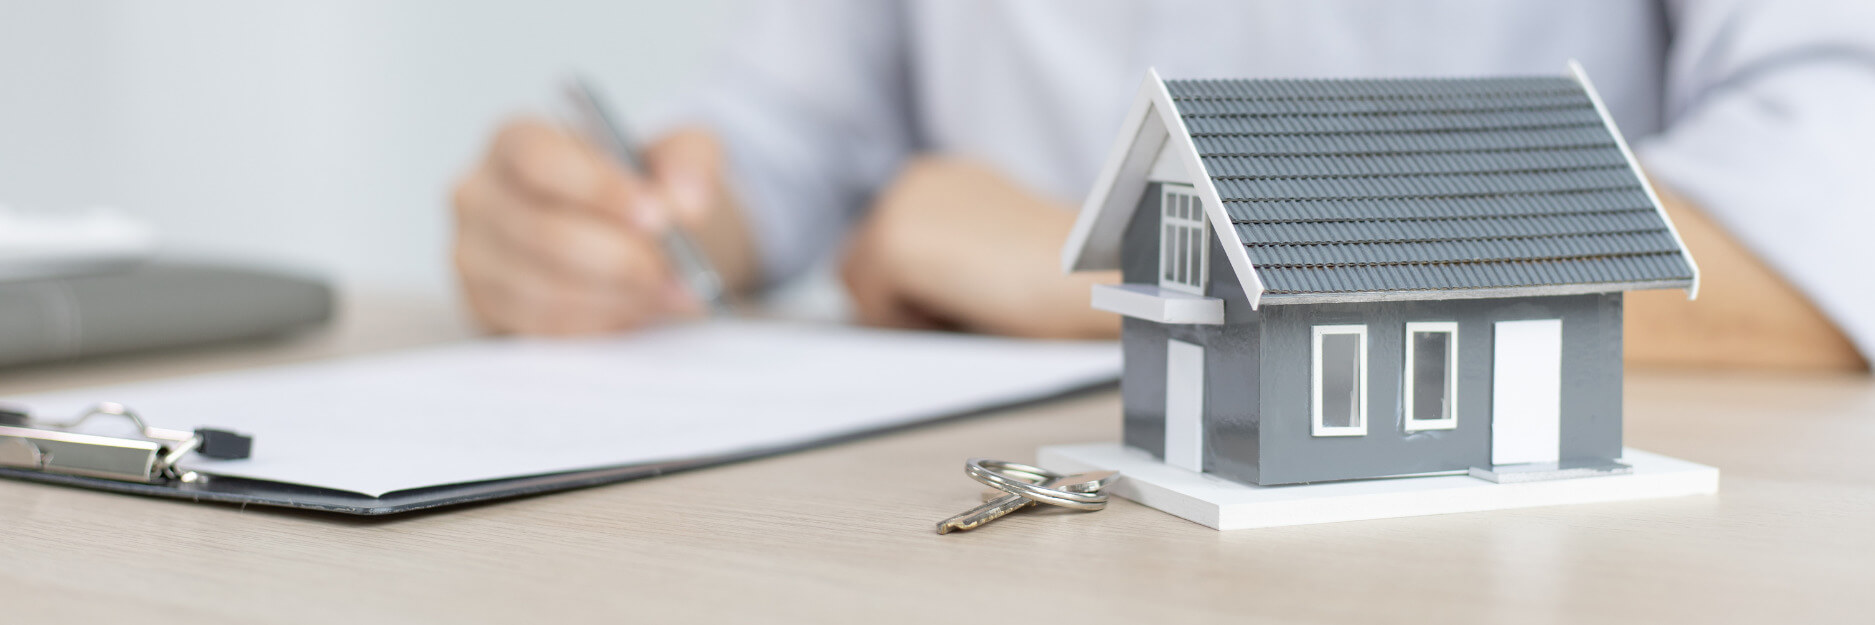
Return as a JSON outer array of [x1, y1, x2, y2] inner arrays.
[[1036, 443, 1719, 530]]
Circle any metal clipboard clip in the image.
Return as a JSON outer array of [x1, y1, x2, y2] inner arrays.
[[0, 402, 252, 484]]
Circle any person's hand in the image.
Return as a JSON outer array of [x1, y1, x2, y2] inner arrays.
[[451, 121, 753, 335], [1625, 181, 1866, 370], [840, 156, 1119, 339]]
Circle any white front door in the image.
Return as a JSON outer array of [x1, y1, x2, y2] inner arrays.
[[1165, 339, 1204, 471], [1491, 319, 1563, 465]]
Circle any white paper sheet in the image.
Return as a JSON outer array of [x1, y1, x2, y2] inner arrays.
[[4, 320, 1119, 497]]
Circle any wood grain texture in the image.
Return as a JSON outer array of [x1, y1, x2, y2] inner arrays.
[[2, 297, 1871, 624]]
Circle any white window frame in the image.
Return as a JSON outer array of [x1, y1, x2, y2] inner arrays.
[[1311, 324, 1368, 437], [1158, 184, 1209, 295], [1403, 322, 1459, 432]]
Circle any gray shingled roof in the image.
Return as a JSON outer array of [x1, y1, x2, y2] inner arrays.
[[1164, 76, 1695, 297]]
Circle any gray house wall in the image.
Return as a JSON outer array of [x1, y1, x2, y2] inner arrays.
[[1120, 182, 1263, 480], [1118, 183, 1168, 457], [1117, 182, 1626, 487], [1250, 293, 1623, 485]]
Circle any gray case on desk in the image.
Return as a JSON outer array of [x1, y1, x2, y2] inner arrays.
[[0, 262, 333, 367]]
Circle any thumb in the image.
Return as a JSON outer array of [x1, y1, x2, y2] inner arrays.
[[644, 128, 725, 230]]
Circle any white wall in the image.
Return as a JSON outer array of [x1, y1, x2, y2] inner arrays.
[[0, 0, 735, 298]]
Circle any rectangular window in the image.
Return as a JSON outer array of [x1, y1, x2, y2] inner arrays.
[[1404, 322, 1459, 431], [1311, 325, 1368, 436], [1162, 227, 1174, 283], [1158, 185, 1208, 295]]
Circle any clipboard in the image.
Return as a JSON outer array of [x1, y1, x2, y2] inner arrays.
[[0, 320, 1121, 516], [0, 384, 1107, 516]]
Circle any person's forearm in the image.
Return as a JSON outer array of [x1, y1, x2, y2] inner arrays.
[[1051, 270, 1123, 339], [841, 156, 1120, 338], [1624, 181, 1866, 370]]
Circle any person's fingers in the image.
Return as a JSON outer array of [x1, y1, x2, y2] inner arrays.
[[457, 232, 669, 335], [455, 244, 510, 332], [455, 231, 665, 335], [456, 226, 551, 333], [454, 170, 665, 335], [455, 121, 720, 336], [643, 128, 725, 229], [473, 279, 650, 335], [487, 118, 668, 231], [456, 168, 673, 293]]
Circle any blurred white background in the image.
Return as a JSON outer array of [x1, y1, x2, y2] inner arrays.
[[0, 0, 735, 299]]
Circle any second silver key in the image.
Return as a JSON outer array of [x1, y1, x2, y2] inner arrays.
[[935, 471, 1114, 534]]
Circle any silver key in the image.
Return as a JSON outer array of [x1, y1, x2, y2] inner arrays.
[[935, 470, 1115, 534]]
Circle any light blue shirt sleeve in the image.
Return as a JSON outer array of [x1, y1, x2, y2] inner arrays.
[[659, 0, 1875, 356], [1636, 0, 1875, 356], [666, 0, 916, 287]]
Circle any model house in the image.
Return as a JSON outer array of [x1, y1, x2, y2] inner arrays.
[[1062, 65, 1697, 486]]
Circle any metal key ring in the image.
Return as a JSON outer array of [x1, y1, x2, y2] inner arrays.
[[966, 459, 1111, 511], [967, 461, 1109, 510], [968, 459, 1058, 484]]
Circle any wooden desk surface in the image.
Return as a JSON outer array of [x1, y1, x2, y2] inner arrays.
[[3, 296, 1872, 624]]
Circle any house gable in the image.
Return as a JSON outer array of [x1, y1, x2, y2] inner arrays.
[[1062, 68, 1267, 306]]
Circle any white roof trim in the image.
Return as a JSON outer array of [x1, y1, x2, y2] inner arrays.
[[1568, 60, 1701, 301], [1063, 68, 1268, 308], [1062, 71, 1165, 274], [1258, 279, 1695, 306], [1154, 75, 1267, 309]]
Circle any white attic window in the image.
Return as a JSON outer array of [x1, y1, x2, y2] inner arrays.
[[1158, 184, 1208, 295]]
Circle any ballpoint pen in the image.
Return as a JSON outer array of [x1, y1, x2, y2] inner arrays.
[[562, 77, 731, 315]]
